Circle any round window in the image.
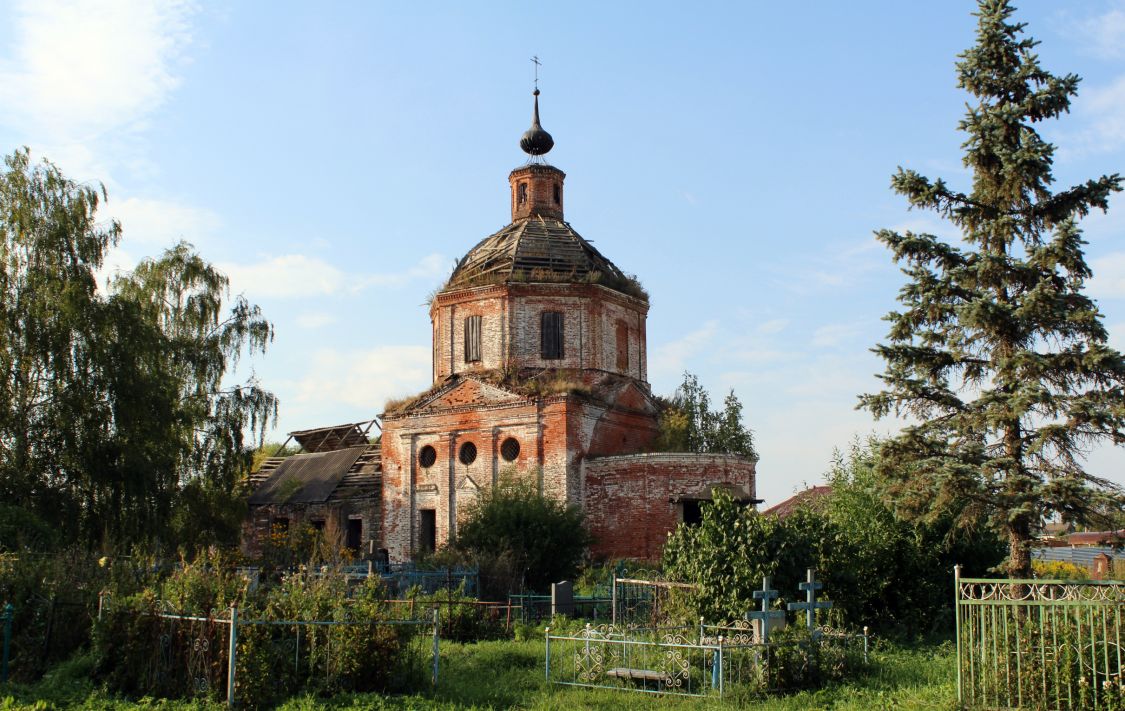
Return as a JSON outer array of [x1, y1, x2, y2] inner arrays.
[[459, 441, 478, 465], [500, 437, 521, 462], [418, 445, 437, 468]]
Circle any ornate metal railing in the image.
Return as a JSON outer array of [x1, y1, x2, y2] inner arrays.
[[546, 623, 718, 697], [955, 567, 1125, 710], [545, 618, 869, 698]]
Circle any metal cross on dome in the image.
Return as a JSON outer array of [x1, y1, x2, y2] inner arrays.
[[747, 575, 785, 644], [531, 55, 541, 90], [787, 568, 832, 636]]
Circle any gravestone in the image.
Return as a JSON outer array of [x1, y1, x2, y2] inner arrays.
[[552, 580, 574, 616]]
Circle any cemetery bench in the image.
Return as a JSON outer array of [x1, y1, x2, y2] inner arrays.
[[606, 667, 666, 684]]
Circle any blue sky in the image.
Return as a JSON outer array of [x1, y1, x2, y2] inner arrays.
[[2, 1, 1125, 506]]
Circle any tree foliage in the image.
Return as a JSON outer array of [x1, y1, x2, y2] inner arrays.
[[657, 372, 756, 459], [453, 475, 592, 594], [858, 0, 1125, 576], [0, 148, 276, 550], [664, 439, 1004, 635]]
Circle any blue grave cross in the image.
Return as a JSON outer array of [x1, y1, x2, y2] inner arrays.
[[747, 575, 785, 644], [787, 568, 832, 633]]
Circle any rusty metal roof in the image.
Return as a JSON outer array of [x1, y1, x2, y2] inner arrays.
[[445, 216, 645, 300], [247, 447, 366, 505]]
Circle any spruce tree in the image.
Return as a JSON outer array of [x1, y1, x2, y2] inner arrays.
[[860, 0, 1125, 577]]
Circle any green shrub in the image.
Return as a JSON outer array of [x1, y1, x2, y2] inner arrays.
[[663, 439, 1005, 637], [92, 561, 428, 707], [1032, 559, 1090, 580], [0, 548, 155, 681], [454, 475, 592, 595]]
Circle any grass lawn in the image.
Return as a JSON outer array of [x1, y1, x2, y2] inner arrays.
[[0, 639, 957, 710]]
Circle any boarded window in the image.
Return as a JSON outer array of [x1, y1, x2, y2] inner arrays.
[[517, 182, 528, 205], [419, 509, 437, 553], [464, 315, 482, 362], [541, 311, 564, 359], [615, 320, 629, 370]]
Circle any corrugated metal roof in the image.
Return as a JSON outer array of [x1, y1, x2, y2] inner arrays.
[[248, 447, 365, 505], [1033, 546, 1119, 566]]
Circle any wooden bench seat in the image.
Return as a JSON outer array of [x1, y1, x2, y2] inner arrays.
[[606, 667, 665, 683]]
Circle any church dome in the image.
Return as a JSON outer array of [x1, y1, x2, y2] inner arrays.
[[444, 216, 646, 301]]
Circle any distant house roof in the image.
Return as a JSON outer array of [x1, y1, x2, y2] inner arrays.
[[1065, 530, 1125, 547], [762, 486, 833, 518], [248, 446, 367, 505]]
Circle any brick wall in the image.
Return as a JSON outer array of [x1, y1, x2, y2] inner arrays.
[[380, 397, 571, 561], [509, 164, 565, 221], [583, 453, 757, 561], [431, 283, 648, 382], [241, 497, 380, 559]]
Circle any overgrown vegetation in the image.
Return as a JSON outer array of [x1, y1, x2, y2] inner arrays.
[[0, 638, 961, 710], [92, 554, 427, 708], [451, 475, 592, 596], [663, 439, 1004, 637], [439, 266, 649, 303], [656, 372, 756, 459]]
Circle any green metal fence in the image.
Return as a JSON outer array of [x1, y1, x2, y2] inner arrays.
[[955, 566, 1124, 710]]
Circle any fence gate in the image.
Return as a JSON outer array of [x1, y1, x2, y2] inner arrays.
[[955, 566, 1124, 710]]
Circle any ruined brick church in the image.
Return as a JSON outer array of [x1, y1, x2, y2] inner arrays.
[[244, 90, 758, 562]]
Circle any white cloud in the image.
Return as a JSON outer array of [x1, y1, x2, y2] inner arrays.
[[649, 320, 718, 380], [1089, 252, 1125, 299], [811, 323, 864, 349], [292, 346, 431, 410], [0, 0, 195, 141], [782, 235, 894, 294], [222, 255, 346, 299], [220, 253, 447, 300], [757, 318, 789, 335], [111, 196, 221, 247], [1070, 4, 1125, 60], [358, 253, 448, 289], [1064, 75, 1125, 157], [295, 311, 339, 329]]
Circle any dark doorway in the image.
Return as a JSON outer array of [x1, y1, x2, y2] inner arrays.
[[345, 518, 362, 552], [682, 500, 703, 526], [419, 509, 437, 553]]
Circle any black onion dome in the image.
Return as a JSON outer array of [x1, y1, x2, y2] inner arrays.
[[444, 216, 646, 301], [519, 89, 554, 156]]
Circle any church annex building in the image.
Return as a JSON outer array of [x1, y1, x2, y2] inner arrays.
[[243, 90, 758, 562]]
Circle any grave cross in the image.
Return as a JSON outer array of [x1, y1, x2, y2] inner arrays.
[[747, 575, 785, 644], [787, 568, 832, 634]]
